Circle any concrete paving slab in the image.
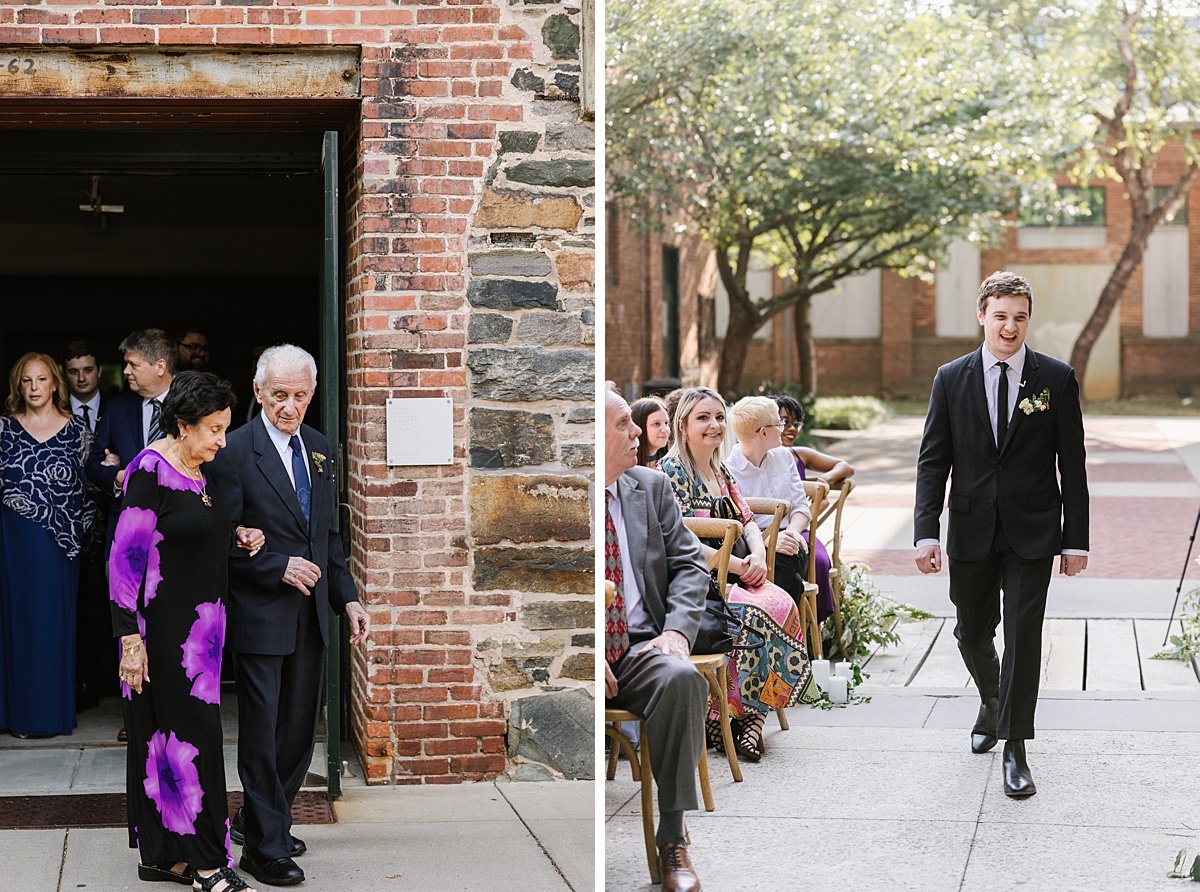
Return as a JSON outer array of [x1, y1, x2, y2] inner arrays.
[[606, 816, 976, 892], [0, 747, 80, 794], [521, 817, 594, 892], [333, 784, 515, 824], [786, 690, 939, 727], [977, 751, 1200, 831], [497, 780, 596, 892], [964, 821, 1196, 892], [753, 725, 968, 754], [496, 779, 593, 820], [71, 745, 127, 791], [923, 691, 1200, 733], [0, 829, 66, 890]]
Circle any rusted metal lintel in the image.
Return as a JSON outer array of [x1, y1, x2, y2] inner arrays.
[[0, 47, 361, 100]]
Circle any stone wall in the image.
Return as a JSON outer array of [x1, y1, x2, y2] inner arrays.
[[465, 0, 596, 782]]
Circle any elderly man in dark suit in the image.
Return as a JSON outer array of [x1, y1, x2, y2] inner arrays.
[[605, 389, 709, 892], [208, 344, 369, 887], [915, 270, 1089, 798]]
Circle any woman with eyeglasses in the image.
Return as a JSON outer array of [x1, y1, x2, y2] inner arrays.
[[773, 395, 855, 622], [658, 387, 816, 762]]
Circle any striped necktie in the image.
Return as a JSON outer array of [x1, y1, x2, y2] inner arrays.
[[147, 398, 164, 444]]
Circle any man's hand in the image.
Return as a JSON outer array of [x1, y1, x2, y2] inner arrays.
[[738, 553, 768, 587], [345, 601, 370, 645], [1060, 554, 1087, 576], [102, 449, 121, 467], [915, 544, 943, 574], [777, 527, 807, 557], [282, 556, 322, 595], [605, 662, 619, 699], [643, 629, 690, 661]]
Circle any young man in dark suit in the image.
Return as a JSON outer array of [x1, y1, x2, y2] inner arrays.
[[208, 344, 369, 887], [914, 271, 1089, 798]]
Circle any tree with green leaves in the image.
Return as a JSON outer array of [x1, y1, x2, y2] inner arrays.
[[607, 0, 1070, 393], [977, 0, 1200, 398]]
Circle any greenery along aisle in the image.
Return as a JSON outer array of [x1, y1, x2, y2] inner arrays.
[[811, 561, 932, 708]]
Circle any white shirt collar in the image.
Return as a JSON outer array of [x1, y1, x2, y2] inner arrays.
[[261, 411, 301, 452], [981, 343, 1026, 378], [70, 393, 100, 413]]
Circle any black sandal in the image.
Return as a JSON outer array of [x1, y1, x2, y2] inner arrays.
[[732, 712, 765, 762], [704, 716, 724, 752], [138, 862, 195, 884], [193, 867, 253, 892]]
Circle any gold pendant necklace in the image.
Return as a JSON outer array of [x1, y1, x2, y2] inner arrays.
[[173, 447, 211, 508]]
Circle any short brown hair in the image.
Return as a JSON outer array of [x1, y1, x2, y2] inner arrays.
[[977, 270, 1033, 314], [119, 328, 176, 373], [6, 352, 70, 415]]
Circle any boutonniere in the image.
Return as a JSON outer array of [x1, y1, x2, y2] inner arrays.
[[311, 451, 327, 476], [1019, 388, 1051, 415]]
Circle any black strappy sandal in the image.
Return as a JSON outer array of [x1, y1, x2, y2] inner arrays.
[[732, 712, 765, 762], [704, 716, 724, 752], [138, 862, 195, 885], [192, 867, 253, 892]]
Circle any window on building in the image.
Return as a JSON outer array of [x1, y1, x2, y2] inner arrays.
[[662, 245, 681, 377], [606, 204, 620, 286], [1152, 186, 1188, 225], [1018, 186, 1106, 227]]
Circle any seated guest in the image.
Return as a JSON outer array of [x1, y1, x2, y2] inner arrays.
[[726, 396, 812, 613], [630, 396, 670, 468], [605, 390, 708, 892], [658, 388, 816, 762], [774, 395, 854, 621]]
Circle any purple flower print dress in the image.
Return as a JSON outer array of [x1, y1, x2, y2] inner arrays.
[[109, 450, 233, 870]]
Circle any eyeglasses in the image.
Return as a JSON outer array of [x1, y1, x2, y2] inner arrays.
[[759, 421, 787, 431], [180, 342, 209, 352]]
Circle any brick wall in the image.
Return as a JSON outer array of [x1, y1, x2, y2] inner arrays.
[[2, 0, 594, 784]]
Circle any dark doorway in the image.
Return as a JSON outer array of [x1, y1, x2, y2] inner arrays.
[[661, 244, 681, 379]]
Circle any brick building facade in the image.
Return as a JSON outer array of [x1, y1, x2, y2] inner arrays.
[[607, 143, 1200, 401], [0, 0, 594, 785]]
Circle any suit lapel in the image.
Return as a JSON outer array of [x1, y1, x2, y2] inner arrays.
[[617, 474, 650, 607], [252, 418, 309, 533], [130, 397, 146, 450], [1000, 350, 1041, 455], [967, 349, 993, 452]]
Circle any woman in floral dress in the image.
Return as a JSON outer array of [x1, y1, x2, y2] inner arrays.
[[110, 372, 263, 892], [658, 387, 817, 762]]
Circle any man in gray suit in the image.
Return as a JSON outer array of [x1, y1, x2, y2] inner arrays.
[[605, 390, 709, 892]]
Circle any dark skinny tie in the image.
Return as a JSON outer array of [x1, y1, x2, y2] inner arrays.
[[289, 435, 312, 524], [147, 398, 164, 444], [996, 361, 1009, 449], [80, 404, 92, 432]]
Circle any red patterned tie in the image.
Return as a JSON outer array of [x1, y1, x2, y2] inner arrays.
[[604, 491, 630, 664]]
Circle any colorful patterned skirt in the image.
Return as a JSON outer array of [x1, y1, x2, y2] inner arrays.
[[711, 580, 818, 719]]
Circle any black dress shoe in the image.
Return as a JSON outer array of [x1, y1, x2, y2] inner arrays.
[[971, 696, 999, 754], [1002, 739, 1036, 798], [231, 808, 306, 857], [239, 852, 304, 887]]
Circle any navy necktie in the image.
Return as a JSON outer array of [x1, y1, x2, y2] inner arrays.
[[79, 404, 92, 432], [147, 398, 164, 444], [289, 435, 312, 524]]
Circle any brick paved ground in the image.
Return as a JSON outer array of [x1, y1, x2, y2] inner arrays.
[[829, 415, 1200, 580]]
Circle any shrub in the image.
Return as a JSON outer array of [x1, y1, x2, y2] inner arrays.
[[810, 396, 891, 430]]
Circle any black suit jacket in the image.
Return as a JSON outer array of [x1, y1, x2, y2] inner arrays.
[[207, 416, 359, 655], [85, 389, 146, 550], [914, 347, 1089, 562]]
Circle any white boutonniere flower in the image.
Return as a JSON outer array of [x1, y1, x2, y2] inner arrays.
[[1019, 388, 1051, 415], [311, 451, 327, 476]]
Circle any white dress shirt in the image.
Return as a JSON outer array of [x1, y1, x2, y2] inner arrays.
[[261, 412, 310, 488], [982, 343, 1025, 447], [725, 445, 811, 531], [70, 393, 101, 432], [605, 481, 652, 633]]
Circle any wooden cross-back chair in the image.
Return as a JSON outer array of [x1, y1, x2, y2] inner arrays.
[[681, 516, 745, 787], [799, 480, 829, 660], [812, 476, 855, 660]]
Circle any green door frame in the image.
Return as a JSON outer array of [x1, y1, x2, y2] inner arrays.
[[319, 129, 343, 799]]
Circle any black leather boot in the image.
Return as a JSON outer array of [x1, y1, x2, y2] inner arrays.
[[971, 696, 999, 754], [1002, 739, 1036, 798]]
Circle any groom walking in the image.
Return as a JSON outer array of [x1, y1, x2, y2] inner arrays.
[[914, 271, 1089, 798]]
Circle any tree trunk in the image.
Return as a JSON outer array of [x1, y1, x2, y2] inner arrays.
[[1068, 232, 1150, 401], [716, 303, 759, 395], [697, 290, 718, 388], [791, 294, 816, 395]]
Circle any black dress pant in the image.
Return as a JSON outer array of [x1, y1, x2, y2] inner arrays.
[[235, 600, 326, 860], [949, 520, 1054, 740], [772, 549, 809, 613]]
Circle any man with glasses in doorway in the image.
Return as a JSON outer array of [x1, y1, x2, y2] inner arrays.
[[177, 328, 211, 372]]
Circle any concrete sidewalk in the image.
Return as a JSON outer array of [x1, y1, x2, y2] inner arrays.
[[4, 778, 593, 892], [605, 694, 1200, 891]]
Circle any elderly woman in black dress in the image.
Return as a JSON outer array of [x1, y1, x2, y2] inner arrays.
[[111, 372, 264, 892]]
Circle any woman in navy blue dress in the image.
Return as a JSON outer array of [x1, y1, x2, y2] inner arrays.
[[0, 352, 92, 737]]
